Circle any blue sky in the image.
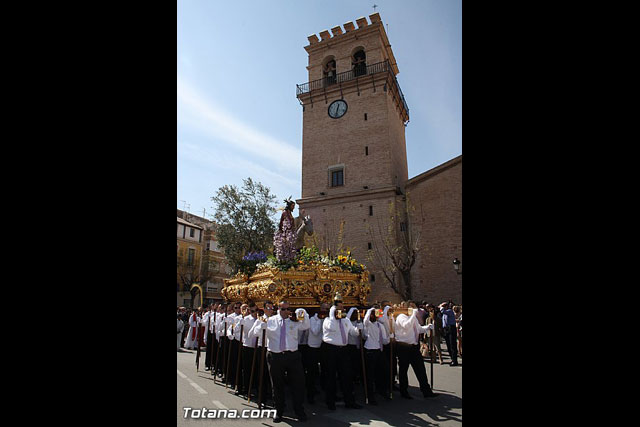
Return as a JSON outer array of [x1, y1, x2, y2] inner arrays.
[[177, 0, 461, 220]]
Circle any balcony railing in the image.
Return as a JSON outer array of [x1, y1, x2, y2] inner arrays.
[[296, 60, 409, 117]]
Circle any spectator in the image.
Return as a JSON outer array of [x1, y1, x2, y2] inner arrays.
[[439, 302, 459, 366], [454, 305, 462, 358], [426, 304, 445, 364], [177, 314, 184, 351]]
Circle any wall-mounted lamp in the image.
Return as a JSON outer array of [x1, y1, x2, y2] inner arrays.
[[453, 257, 462, 275]]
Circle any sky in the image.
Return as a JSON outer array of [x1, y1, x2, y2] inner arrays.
[[177, 0, 461, 220]]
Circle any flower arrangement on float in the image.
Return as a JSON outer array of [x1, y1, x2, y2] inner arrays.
[[231, 245, 366, 277]]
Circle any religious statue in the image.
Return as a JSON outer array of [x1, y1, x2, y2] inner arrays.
[[274, 197, 298, 262], [274, 197, 314, 261]]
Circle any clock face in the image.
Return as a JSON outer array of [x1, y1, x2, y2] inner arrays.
[[328, 100, 348, 119]]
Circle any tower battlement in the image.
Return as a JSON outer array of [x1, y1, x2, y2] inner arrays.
[[307, 13, 381, 46]]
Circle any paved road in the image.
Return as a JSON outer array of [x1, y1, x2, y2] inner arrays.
[[177, 346, 462, 426]]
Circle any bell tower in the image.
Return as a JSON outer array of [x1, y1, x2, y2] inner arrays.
[[296, 13, 410, 302]]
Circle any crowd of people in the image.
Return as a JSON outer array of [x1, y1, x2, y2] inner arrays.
[[176, 297, 462, 423]]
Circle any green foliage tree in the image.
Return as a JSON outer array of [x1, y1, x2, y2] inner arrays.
[[211, 178, 277, 273]]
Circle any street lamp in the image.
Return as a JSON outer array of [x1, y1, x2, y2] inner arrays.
[[453, 257, 462, 275]]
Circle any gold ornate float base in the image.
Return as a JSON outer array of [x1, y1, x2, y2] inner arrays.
[[221, 266, 371, 308]]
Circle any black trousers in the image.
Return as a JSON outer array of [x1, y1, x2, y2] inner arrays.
[[256, 345, 273, 404], [216, 337, 227, 376], [228, 339, 240, 388], [299, 344, 321, 398], [218, 336, 228, 376], [205, 332, 214, 368], [347, 344, 362, 383], [241, 346, 257, 395], [322, 342, 356, 406], [364, 348, 389, 397], [267, 350, 306, 417], [444, 325, 458, 363], [382, 342, 398, 380], [396, 342, 430, 395]]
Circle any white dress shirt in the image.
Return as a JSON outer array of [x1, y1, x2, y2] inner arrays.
[[379, 306, 394, 341], [394, 308, 433, 345], [227, 313, 243, 340], [363, 307, 389, 350], [241, 315, 260, 348], [248, 315, 267, 347], [298, 327, 309, 345], [322, 305, 360, 346], [217, 313, 231, 341], [308, 314, 324, 348], [252, 309, 310, 353]]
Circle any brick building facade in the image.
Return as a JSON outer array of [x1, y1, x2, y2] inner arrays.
[[296, 13, 461, 305]]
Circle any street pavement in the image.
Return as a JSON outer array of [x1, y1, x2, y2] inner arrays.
[[177, 346, 462, 426]]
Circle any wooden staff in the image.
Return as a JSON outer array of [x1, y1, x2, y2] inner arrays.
[[429, 311, 434, 390], [225, 323, 234, 388], [247, 335, 259, 403], [214, 319, 225, 383], [207, 311, 216, 372], [234, 324, 244, 392], [357, 310, 368, 404], [195, 315, 201, 372], [257, 328, 267, 409], [210, 312, 217, 376], [389, 312, 395, 400]]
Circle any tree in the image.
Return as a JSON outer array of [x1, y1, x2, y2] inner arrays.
[[211, 178, 277, 273], [366, 197, 423, 301]]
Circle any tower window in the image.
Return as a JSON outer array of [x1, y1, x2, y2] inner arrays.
[[353, 50, 367, 77], [364, 113, 368, 121], [365, 146, 368, 156], [367, 242, 372, 250], [400, 222, 406, 232], [331, 169, 344, 187], [369, 205, 373, 216], [370, 273, 376, 282], [323, 58, 337, 86]]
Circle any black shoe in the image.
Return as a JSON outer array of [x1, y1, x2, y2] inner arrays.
[[423, 391, 439, 398], [273, 415, 283, 423], [296, 413, 308, 422], [392, 384, 400, 391], [335, 395, 343, 402], [450, 362, 459, 366], [345, 403, 362, 409], [400, 392, 413, 399], [368, 399, 378, 406], [327, 403, 336, 410]]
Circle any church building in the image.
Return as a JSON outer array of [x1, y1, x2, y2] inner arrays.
[[295, 13, 461, 304]]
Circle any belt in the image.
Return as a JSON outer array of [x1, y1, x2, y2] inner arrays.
[[269, 350, 298, 354], [395, 341, 418, 347]]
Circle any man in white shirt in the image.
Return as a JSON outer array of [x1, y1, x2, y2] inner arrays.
[[218, 304, 234, 381], [252, 300, 310, 423], [213, 304, 227, 377], [226, 302, 243, 389], [346, 307, 363, 386], [304, 302, 327, 403], [239, 302, 260, 397], [394, 301, 438, 399], [202, 303, 217, 371], [248, 301, 275, 408], [322, 299, 363, 410], [362, 306, 390, 405]]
